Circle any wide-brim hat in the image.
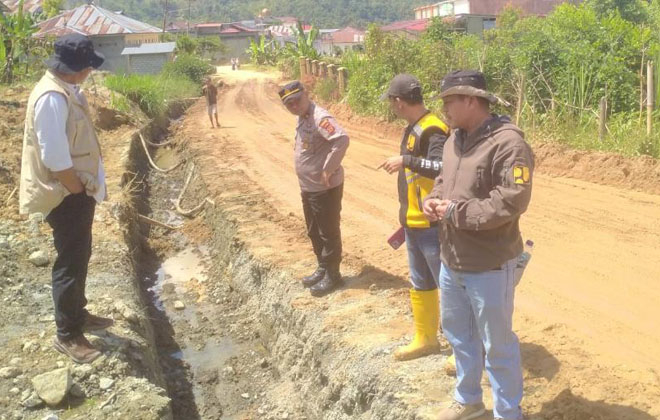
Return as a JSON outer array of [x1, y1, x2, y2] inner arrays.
[[436, 70, 510, 107], [46, 33, 105, 75]]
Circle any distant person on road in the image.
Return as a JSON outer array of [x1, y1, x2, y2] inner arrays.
[[19, 34, 114, 364], [235, 57, 240, 70], [423, 70, 534, 420], [202, 77, 220, 128], [231, 58, 236, 71], [279, 81, 350, 297], [378, 74, 450, 362]]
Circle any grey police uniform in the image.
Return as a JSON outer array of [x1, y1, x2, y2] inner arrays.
[[294, 103, 349, 272], [295, 103, 349, 192]]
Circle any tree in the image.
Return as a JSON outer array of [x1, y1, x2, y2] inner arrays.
[[175, 34, 198, 54], [197, 36, 227, 58], [584, 0, 649, 23]]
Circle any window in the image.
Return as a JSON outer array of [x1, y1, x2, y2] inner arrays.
[[439, 2, 455, 16]]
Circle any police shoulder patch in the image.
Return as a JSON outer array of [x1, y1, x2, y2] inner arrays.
[[513, 165, 531, 185], [318, 117, 336, 136]]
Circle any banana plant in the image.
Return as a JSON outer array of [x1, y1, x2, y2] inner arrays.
[[0, 0, 38, 83], [247, 34, 279, 65], [293, 21, 319, 60]]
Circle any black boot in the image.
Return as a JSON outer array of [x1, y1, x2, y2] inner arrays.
[[302, 266, 325, 288], [310, 266, 343, 297]]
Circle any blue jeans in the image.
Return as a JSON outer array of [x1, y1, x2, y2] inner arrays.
[[404, 227, 441, 291], [439, 259, 523, 420]]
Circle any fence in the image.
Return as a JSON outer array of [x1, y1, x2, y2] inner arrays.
[[298, 56, 349, 93]]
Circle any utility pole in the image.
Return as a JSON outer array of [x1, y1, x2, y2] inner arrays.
[[162, 0, 168, 33], [187, 0, 191, 35]]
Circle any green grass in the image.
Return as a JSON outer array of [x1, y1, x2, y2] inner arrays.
[[522, 109, 660, 158], [104, 74, 199, 118], [314, 77, 339, 102]]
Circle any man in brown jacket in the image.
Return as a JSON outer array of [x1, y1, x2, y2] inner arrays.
[[423, 71, 533, 420], [20, 34, 113, 364]]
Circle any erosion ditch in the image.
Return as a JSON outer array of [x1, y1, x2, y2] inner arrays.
[[116, 99, 441, 420]]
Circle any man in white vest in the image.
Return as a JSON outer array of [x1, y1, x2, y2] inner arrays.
[[20, 34, 113, 364]]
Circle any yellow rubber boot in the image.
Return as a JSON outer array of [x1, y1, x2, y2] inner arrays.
[[394, 289, 441, 361]]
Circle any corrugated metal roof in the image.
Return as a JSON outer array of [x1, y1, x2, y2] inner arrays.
[[2, 0, 42, 14], [35, 4, 161, 38], [121, 42, 176, 55]]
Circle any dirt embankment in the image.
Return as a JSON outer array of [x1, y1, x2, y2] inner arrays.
[[0, 80, 171, 420]]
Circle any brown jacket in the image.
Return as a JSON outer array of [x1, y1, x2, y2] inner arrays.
[[426, 115, 534, 272]]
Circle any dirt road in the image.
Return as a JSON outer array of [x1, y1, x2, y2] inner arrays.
[[187, 66, 660, 417]]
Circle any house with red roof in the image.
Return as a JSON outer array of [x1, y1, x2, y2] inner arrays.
[[381, 19, 432, 39], [319, 27, 365, 55], [192, 22, 261, 61]]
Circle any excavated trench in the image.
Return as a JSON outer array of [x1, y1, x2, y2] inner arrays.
[[118, 103, 427, 420], [118, 109, 308, 419]]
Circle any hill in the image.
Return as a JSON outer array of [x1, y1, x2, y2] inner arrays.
[[65, 0, 428, 28]]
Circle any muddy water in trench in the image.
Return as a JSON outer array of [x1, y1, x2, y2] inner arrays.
[[137, 145, 286, 420]]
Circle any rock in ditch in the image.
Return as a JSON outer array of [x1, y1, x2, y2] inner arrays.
[[31, 367, 72, 406], [113, 301, 138, 323], [22, 391, 44, 409], [70, 383, 86, 398], [72, 364, 93, 380], [173, 301, 186, 310], [0, 366, 21, 379], [28, 251, 50, 267], [99, 377, 115, 390]]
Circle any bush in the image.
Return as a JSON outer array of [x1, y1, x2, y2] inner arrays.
[[314, 78, 339, 102], [163, 54, 215, 85], [335, 2, 660, 157], [105, 74, 198, 118], [278, 55, 300, 79]]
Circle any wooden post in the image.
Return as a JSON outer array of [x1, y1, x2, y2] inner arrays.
[[320, 62, 328, 78], [327, 64, 337, 79], [515, 72, 525, 126], [299, 56, 307, 76], [599, 96, 608, 142], [311, 60, 319, 76], [337, 67, 348, 92], [648, 60, 654, 136], [305, 58, 312, 76]]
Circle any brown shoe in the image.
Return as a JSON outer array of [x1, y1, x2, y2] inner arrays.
[[53, 335, 102, 364], [83, 314, 114, 332], [438, 401, 486, 420]]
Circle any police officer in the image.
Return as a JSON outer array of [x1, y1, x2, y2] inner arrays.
[[20, 34, 113, 364], [423, 70, 533, 420], [279, 81, 350, 297], [378, 74, 449, 362]]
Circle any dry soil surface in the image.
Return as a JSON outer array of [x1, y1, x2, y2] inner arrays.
[[174, 65, 660, 419]]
